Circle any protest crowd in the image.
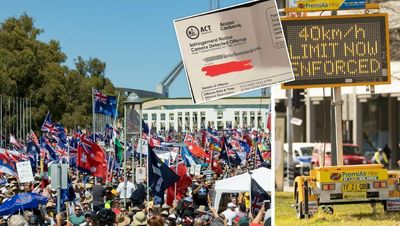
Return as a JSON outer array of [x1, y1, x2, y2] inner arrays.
[[0, 92, 272, 226]]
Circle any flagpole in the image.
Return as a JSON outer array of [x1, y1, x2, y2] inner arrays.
[[174, 146, 181, 201], [139, 104, 143, 167], [123, 104, 127, 207], [249, 170, 253, 215], [29, 98, 32, 132], [21, 98, 23, 143], [92, 88, 96, 143], [0, 95, 2, 149]]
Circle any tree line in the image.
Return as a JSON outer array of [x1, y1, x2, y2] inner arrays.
[[0, 14, 121, 132]]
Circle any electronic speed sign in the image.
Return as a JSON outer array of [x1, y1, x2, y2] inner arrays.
[[282, 14, 390, 89]]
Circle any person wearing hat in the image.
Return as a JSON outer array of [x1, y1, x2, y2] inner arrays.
[[177, 197, 195, 219], [160, 210, 169, 218], [116, 213, 130, 226], [165, 213, 177, 225], [194, 205, 207, 216], [372, 148, 389, 168], [81, 200, 91, 212], [221, 203, 237, 226], [132, 211, 147, 226]]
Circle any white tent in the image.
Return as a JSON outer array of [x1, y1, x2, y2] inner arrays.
[[213, 167, 273, 210]]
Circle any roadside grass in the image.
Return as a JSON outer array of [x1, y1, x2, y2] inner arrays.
[[275, 192, 400, 226]]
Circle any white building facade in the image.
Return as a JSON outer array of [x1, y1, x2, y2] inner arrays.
[[139, 97, 270, 132]]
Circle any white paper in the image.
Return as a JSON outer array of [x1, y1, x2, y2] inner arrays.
[[16, 161, 34, 183], [174, 0, 294, 104], [135, 167, 146, 183]]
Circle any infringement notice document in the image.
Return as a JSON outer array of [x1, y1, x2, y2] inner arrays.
[[174, 0, 294, 104]]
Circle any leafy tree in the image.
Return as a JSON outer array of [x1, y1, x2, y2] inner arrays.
[[0, 14, 119, 133]]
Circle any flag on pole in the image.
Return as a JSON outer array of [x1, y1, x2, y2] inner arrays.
[[114, 138, 124, 163], [148, 146, 180, 204], [166, 162, 192, 205], [185, 142, 208, 159], [0, 161, 18, 177], [41, 111, 55, 133], [94, 89, 118, 118], [251, 177, 270, 215]]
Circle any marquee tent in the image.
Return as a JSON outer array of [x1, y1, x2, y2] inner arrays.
[[213, 167, 273, 210]]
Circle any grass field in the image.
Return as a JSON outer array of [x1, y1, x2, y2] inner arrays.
[[275, 192, 400, 226]]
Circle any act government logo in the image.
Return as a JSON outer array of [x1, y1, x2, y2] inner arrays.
[[186, 26, 199, 39]]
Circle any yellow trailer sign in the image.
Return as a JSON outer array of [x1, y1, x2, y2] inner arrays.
[[316, 168, 387, 182]]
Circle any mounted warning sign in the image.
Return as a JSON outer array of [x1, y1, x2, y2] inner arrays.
[[282, 14, 390, 89]]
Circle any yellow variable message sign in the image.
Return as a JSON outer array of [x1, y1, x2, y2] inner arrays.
[[281, 14, 390, 89]]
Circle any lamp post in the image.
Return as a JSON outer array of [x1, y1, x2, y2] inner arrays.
[[124, 92, 144, 184]]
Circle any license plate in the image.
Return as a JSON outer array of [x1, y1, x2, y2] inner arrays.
[[342, 183, 369, 192], [343, 192, 367, 200]]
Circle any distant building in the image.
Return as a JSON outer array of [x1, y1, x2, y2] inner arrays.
[[139, 97, 270, 132]]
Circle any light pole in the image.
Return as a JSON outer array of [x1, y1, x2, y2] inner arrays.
[[124, 92, 144, 183]]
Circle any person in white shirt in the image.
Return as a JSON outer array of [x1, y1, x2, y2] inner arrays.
[[116, 177, 136, 208], [221, 203, 237, 226]]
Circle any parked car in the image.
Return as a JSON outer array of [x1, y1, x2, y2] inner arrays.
[[283, 143, 315, 177], [311, 143, 369, 168]]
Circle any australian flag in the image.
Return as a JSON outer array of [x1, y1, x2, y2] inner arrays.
[[94, 89, 117, 118], [148, 146, 180, 204], [251, 177, 271, 215], [41, 111, 55, 133]]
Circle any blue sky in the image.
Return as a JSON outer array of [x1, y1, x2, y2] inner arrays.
[[0, 0, 263, 97]]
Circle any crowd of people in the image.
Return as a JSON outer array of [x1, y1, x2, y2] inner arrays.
[[0, 127, 271, 226]]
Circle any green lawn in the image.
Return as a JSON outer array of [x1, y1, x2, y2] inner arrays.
[[275, 192, 400, 226]]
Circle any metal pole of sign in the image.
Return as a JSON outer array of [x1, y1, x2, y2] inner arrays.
[[333, 87, 344, 166], [123, 104, 127, 207], [57, 163, 62, 213], [286, 89, 294, 186]]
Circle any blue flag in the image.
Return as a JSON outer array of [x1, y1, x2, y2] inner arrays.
[[40, 137, 59, 161], [94, 90, 118, 118], [239, 140, 251, 153], [181, 146, 201, 167], [148, 146, 180, 204], [251, 177, 270, 215]]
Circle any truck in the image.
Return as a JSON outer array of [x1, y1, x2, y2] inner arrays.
[[293, 164, 400, 219], [284, 143, 315, 177]]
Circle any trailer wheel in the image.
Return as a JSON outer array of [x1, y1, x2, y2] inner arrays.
[[323, 206, 334, 215], [297, 201, 305, 219]]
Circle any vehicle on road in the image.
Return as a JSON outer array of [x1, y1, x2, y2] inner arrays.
[[311, 143, 369, 168], [284, 143, 315, 177]]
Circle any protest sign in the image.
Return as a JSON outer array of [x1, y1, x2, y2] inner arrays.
[[16, 161, 34, 183]]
